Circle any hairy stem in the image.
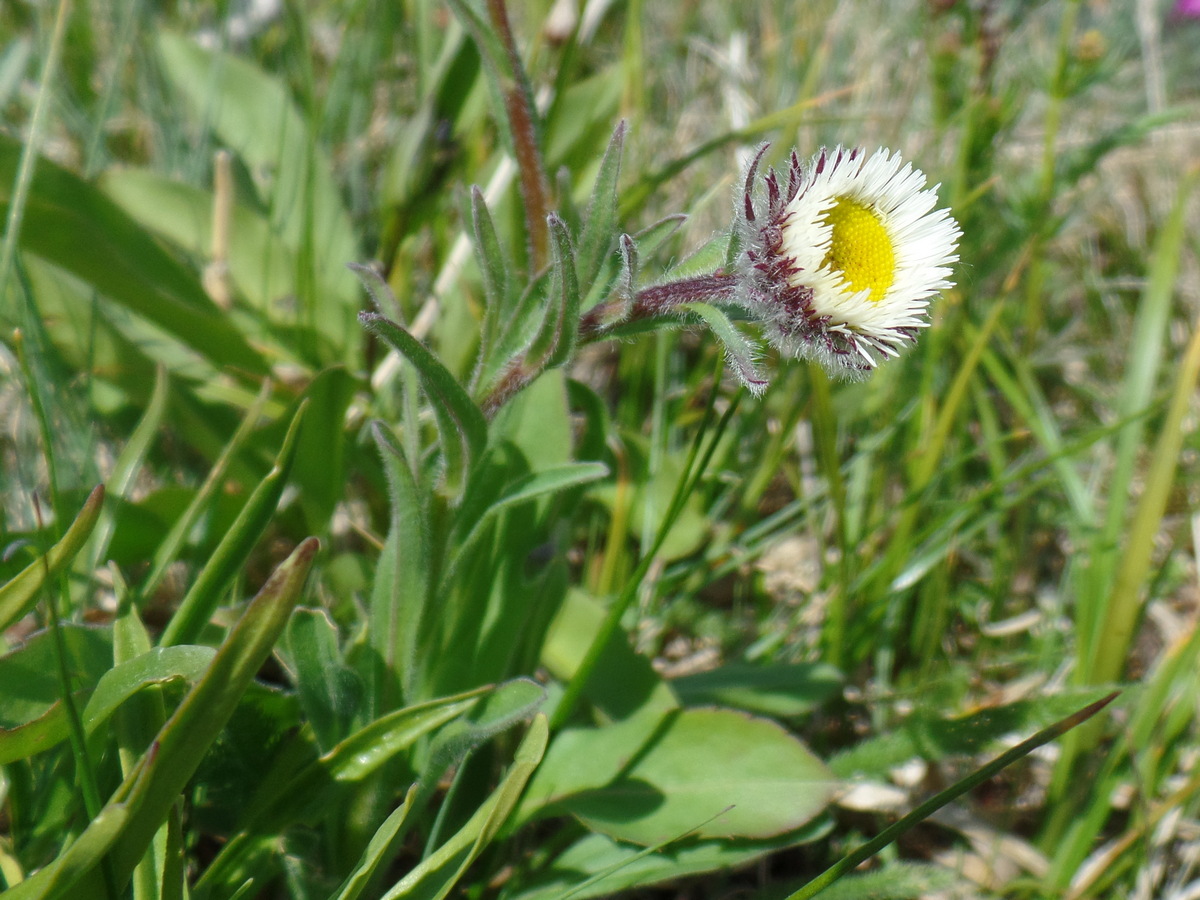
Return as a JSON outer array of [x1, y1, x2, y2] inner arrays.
[[481, 272, 739, 416], [486, 0, 551, 270]]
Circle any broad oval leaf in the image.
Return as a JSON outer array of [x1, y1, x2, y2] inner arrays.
[[521, 707, 835, 845]]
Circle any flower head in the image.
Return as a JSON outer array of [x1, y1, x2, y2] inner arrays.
[[734, 145, 960, 377]]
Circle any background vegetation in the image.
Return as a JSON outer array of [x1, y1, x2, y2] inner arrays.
[[1, 0, 1199, 898]]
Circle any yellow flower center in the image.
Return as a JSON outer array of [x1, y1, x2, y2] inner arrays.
[[820, 198, 896, 303]]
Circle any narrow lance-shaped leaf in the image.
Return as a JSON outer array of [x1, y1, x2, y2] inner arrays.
[[370, 422, 431, 711], [380, 714, 549, 900], [0, 484, 104, 632], [330, 785, 419, 900], [682, 302, 768, 396], [471, 185, 512, 369], [577, 122, 626, 295], [525, 215, 581, 372], [359, 311, 487, 499], [159, 399, 307, 647]]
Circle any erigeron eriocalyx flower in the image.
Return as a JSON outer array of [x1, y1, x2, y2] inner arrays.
[[735, 145, 961, 377]]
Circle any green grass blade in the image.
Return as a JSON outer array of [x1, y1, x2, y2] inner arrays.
[[89, 365, 169, 571], [139, 379, 272, 602], [158, 400, 307, 647], [0, 0, 70, 310], [328, 785, 418, 900], [0, 485, 104, 632], [4, 538, 319, 900], [785, 692, 1119, 900], [1080, 170, 1200, 679]]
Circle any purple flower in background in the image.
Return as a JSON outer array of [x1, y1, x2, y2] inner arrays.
[[1173, 0, 1200, 18]]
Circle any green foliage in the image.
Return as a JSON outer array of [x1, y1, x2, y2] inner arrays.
[[1, 0, 1196, 898]]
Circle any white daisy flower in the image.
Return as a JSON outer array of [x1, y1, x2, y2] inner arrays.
[[735, 145, 961, 376]]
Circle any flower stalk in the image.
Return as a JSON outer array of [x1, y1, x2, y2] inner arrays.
[[578, 271, 738, 343], [477, 143, 960, 413]]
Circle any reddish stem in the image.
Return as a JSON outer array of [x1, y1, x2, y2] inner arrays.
[[486, 0, 551, 271]]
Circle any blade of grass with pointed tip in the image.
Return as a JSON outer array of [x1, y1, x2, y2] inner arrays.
[[785, 692, 1119, 900], [141, 379, 272, 602], [0, 485, 104, 632], [4, 538, 319, 900], [158, 400, 306, 647], [90, 365, 169, 571], [1080, 170, 1199, 681]]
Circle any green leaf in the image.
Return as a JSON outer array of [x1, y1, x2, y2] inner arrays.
[[0, 624, 112, 765], [158, 399, 307, 647], [447, 462, 608, 578], [279, 608, 362, 752], [576, 122, 625, 294], [0, 137, 266, 375], [155, 33, 358, 349], [520, 707, 834, 844], [426, 679, 548, 776], [682, 301, 768, 395], [139, 379, 274, 603], [99, 168, 297, 322], [506, 825, 831, 900], [5, 538, 320, 900], [380, 714, 548, 900], [541, 589, 678, 721], [359, 311, 487, 498], [471, 185, 513, 368], [787, 694, 1118, 900], [369, 422, 430, 711], [82, 645, 216, 739], [329, 785, 418, 900], [0, 485, 105, 632], [828, 688, 1117, 779], [672, 663, 843, 720], [289, 366, 357, 531], [90, 365, 169, 570], [789, 863, 958, 900], [525, 216, 581, 372]]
